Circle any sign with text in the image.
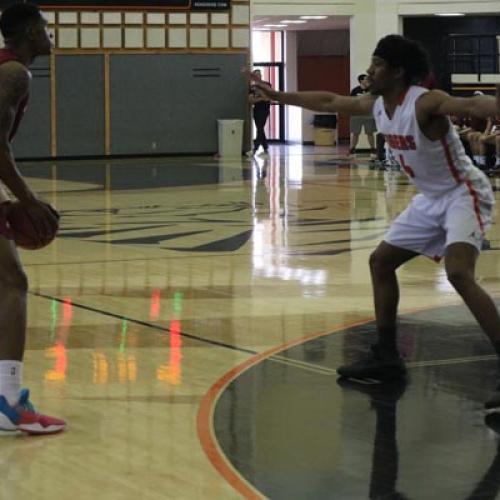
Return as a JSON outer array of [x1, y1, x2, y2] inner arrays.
[[3, 0, 231, 10]]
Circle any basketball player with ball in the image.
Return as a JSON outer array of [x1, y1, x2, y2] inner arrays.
[[0, 3, 65, 434], [253, 35, 500, 416]]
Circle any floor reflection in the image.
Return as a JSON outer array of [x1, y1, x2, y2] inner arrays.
[[11, 146, 500, 499], [214, 304, 500, 499], [337, 379, 408, 500]]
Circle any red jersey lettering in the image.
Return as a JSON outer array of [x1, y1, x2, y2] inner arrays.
[[405, 135, 416, 150], [384, 134, 416, 151]]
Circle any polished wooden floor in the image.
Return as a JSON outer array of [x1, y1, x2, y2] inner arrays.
[[4, 145, 500, 499]]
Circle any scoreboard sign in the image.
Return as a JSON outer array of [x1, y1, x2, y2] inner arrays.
[[14, 0, 230, 10], [190, 0, 229, 9]]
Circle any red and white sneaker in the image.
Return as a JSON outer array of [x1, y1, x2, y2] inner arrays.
[[0, 389, 66, 435]]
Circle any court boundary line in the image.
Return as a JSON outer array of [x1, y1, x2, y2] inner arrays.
[[268, 353, 499, 375]]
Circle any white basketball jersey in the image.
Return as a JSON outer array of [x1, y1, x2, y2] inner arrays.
[[373, 86, 488, 197]]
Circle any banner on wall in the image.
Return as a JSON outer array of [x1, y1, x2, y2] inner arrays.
[[190, 0, 230, 9], [3, 0, 231, 10]]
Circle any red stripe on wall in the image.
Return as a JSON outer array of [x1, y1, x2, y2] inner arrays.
[[297, 56, 350, 139], [270, 32, 276, 138]]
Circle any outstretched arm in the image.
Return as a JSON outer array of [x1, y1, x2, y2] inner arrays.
[[417, 87, 500, 119], [248, 83, 271, 105], [248, 94, 268, 105], [254, 83, 376, 116]]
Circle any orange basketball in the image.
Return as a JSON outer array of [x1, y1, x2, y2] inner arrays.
[[6, 201, 59, 250]]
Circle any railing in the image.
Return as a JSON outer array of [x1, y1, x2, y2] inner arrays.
[[445, 33, 499, 81]]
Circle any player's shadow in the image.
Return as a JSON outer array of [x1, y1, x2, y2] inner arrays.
[[337, 379, 500, 500], [337, 378, 409, 499], [468, 414, 500, 500]]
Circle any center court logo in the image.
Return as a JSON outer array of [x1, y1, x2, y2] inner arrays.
[[57, 202, 388, 255]]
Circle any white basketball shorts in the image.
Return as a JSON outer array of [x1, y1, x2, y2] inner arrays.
[[384, 180, 494, 261]]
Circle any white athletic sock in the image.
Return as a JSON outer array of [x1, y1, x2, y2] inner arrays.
[[0, 361, 22, 406]]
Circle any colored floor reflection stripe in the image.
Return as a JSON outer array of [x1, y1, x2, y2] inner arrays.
[[31, 291, 258, 354], [196, 316, 374, 500]]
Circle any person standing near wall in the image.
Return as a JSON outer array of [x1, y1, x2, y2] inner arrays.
[[249, 69, 272, 157], [480, 116, 500, 173], [349, 73, 377, 160]]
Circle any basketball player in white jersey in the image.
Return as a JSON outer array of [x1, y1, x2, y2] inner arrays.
[[253, 34, 500, 413]]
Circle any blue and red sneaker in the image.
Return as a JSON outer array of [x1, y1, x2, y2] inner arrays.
[[0, 389, 66, 435]]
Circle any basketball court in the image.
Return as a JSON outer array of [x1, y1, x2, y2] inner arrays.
[[2, 146, 500, 499]]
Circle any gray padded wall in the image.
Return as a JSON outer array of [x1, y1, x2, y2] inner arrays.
[[56, 55, 105, 156], [12, 56, 51, 158], [109, 54, 247, 155]]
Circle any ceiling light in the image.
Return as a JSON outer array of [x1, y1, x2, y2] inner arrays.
[[300, 15, 327, 20], [263, 24, 287, 28], [436, 13, 465, 16], [281, 20, 307, 24]]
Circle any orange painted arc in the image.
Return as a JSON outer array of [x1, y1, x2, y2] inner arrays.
[[196, 316, 375, 499]]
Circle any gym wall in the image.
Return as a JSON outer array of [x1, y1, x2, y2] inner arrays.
[[8, 5, 250, 158], [404, 15, 500, 92], [296, 29, 350, 140], [252, 0, 500, 88]]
